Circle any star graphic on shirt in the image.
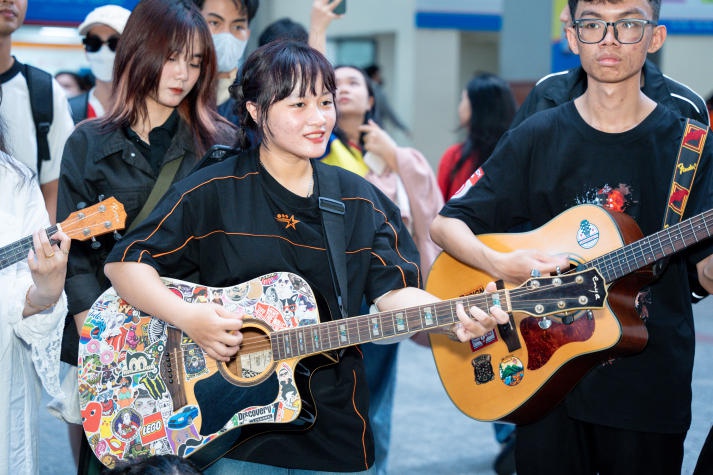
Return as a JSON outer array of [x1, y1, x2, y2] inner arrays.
[[276, 213, 300, 230]]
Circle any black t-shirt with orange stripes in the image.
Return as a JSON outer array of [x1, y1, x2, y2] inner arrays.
[[106, 147, 421, 471]]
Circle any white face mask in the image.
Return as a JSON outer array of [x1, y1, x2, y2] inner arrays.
[[86, 45, 116, 82], [212, 32, 247, 73]]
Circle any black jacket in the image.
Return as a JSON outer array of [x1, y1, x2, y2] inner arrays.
[[57, 118, 208, 316], [511, 59, 709, 127]]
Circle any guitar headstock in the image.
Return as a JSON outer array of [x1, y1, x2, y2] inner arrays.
[[510, 267, 607, 316], [60, 197, 127, 242]]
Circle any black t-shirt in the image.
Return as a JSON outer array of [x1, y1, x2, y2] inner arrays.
[[106, 148, 421, 470], [441, 102, 713, 433]]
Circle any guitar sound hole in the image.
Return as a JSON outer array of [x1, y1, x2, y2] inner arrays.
[[222, 326, 274, 385]]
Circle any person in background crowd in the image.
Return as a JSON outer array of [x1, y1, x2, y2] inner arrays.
[[258, 17, 308, 46], [102, 454, 203, 475], [320, 63, 443, 474], [103, 39, 506, 474], [431, 0, 713, 473], [0, 88, 72, 475], [57, 1, 235, 472], [55, 71, 91, 98], [436, 71, 518, 475], [68, 4, 132, 124], [364, 64, 409, 136], [437, 72, 516, 202], [0, 0, 75, 223], [191, 0, 259, 121]]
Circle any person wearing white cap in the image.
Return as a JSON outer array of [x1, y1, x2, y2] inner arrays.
[[69, 4, 131, 124]]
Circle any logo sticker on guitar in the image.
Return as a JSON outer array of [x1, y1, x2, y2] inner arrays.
[[576, 219, 600, 249], [472, 354, 495, 385]]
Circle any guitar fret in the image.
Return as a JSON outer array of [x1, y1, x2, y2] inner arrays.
[[0, 226, 58, 271], [422, 305, 435, 328], [370, 316, 381, 338], [394, 311, 406, 333], [338, 322, 348, 345]]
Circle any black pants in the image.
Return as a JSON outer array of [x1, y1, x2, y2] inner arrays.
[[515, 404, 685, 475]]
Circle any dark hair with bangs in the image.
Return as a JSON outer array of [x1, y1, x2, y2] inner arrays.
[[568, 0, 661, 22], [231, 40, 336, 149], [102, 0, 228, 156]]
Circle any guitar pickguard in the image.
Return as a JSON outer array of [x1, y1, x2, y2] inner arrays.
[[78, 272, 322, 469]]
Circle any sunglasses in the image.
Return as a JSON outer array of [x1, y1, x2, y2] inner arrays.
[[83, 35, 120, 53]]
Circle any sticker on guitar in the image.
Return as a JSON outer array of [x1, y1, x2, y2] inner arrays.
[[78, 272, 317, 468]]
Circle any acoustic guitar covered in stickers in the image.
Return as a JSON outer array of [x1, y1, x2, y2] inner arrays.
[[78, 269, 605, 469]]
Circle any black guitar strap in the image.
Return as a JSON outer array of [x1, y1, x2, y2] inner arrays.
[[314, 162, 349, 319]]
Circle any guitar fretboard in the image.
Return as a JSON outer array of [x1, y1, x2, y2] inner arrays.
[[585, 209, 713, 282], [271, 292, 501, 361], [0, 225, 58, 270]]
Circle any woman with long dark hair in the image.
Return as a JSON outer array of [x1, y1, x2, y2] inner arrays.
[[437, 73, 516, 201]]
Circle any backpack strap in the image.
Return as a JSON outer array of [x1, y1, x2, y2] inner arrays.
[[20, 62, 54, 175], [315, 162, 349, 319]]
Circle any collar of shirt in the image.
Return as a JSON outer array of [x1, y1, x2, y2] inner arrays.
[[124, 110, 180, 174]]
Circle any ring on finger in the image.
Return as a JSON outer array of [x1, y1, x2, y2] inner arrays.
[[45, 251, 55, 258], [61, 249, 70, 255]]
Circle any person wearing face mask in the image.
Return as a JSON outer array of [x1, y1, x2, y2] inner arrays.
[[192, 0, 259, 121], [69, 5, 132, 124]]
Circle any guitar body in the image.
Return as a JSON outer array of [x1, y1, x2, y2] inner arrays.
[[426, 204, 651, 424], [78, 272, 325, 469]]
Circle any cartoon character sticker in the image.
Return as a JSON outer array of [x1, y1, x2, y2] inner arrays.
[[499, 356, 524, 387], [113, 408, 142, 442]]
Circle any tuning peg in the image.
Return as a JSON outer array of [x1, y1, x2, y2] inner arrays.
[[97, 194, 105, 202], [538, 317, 552, 330], [530, 269, 541, 278], [76, 201, 87, 210], [91, 237, 101, 250], [113, 231, 122, 240]]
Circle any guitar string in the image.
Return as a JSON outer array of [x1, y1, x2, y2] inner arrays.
[[102, 280, 591, 365], [582, 212, 712, 282], [0, 206, 115, 268]]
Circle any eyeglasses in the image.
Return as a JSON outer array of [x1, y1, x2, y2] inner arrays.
[[572, 18, 656, 44], [83, 35, 120, 53]]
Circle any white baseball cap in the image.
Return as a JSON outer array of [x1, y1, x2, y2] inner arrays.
[[78, 5, 132, 36]]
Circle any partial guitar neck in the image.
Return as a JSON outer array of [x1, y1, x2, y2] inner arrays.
[[0, 225, 59, 270], [586, 209, 713, 282], [271, 292, 500, 361]]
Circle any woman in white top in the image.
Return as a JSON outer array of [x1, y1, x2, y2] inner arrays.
[[0, 112, 71, 473]]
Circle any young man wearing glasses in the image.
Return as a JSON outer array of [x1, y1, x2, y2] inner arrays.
[[431, 0, 713, 473], [70, 5, 132, 123]]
